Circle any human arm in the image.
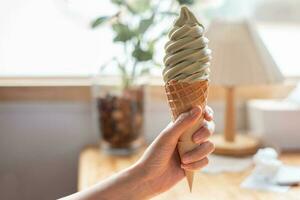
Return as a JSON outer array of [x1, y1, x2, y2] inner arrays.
[[61, 106, 214, 200]]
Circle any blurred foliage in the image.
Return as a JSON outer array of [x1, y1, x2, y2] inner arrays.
[[91, 16, 110, 28], [138, 14, 154, 34], [128, 0, 151, 13], [112, 23, 135, 42], [111, 0, 124, 5], [132, 40, 153, 62], [91, 0, 197, 89], [177, 0, 195, 5]]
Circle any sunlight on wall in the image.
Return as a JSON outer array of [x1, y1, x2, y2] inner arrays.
[[0, 0, 120, 76], [257, 24, 300, 77], [0, 0, 300, 77]]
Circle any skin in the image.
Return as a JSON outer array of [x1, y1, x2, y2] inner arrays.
[[61, 106, 214, 200]]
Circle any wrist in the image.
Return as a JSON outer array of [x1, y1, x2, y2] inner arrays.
[[94, 165, 150, 200], [125, 163, 153, 200]]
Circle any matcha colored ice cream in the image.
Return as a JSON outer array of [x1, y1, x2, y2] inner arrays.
[[163, 6, 211, 83]]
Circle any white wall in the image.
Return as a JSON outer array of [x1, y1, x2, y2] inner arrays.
[[0, 102, 97, 200]]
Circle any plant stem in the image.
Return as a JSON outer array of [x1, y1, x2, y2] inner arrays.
[[122, 42, 129, 89], [131, 60, 138, 86]]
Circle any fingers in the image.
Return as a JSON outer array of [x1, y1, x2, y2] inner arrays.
[[161, 106, 202, 142], [181, 141, 215, 165], [204, 106, 213, 121], [181, 157, 209, 171], [192, 123, 213, 144], [179, 109, 215, 171], [159, 106, 213, 145]]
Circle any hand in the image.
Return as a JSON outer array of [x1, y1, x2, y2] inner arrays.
[[135, 106, 215, 197], [61, 106, 214, 200]]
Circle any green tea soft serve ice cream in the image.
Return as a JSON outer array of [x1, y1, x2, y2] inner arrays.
[[163, 6, 211, 192], [163, 6, 211, 83]]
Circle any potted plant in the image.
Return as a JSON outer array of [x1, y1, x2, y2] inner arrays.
[[92, 0, 196, 155]]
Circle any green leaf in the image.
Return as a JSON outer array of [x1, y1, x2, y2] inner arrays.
[[138, 15, 154, 34], [91, 16, 109, 28], [132, 44, 153, 62], [148, 40, 155, 51], [176, 0, 195, 5], [127, 0, 151, 13], [112, 23, 136, 42], [124, 3, 137, 14], [111, 0, 124, 5], [159, 11, 178, 16]]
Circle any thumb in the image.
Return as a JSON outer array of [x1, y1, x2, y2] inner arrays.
[[161, 106, 202, 143]]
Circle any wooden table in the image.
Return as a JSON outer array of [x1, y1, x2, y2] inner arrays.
[[78, 146, 300, 200]]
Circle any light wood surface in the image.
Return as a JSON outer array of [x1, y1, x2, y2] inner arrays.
[[0, 86, 91, 102], [224, 87, 235, 142], [211, 134, 260, 156], [78, 146, 300, 200]]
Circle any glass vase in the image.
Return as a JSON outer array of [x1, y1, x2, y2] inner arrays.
[[92, 78, 144, 155]]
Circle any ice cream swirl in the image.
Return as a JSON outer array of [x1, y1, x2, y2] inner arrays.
[[163, 6, 211, 83]]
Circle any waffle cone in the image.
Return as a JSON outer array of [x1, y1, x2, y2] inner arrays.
[[165, 79, 209, 192]]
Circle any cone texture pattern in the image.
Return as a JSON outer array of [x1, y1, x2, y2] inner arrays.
[[165, 79, 209, 191], [165, 80, 209, 120]]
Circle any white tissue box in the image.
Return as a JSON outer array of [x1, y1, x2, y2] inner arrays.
[[247, 100, 300, 150]]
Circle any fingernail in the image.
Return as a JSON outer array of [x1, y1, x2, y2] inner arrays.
[[208, 112, 213, 119], [182, 156, 190, 164], [207, 106, 214, 114], [190, 106, 201, 118], [181, 164, 187, 169]]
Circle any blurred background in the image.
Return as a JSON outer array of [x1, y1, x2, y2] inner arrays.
[[1, 0, 300, 199]]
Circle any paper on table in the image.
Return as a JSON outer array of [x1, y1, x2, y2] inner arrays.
[[241, 172, 290, 193], [241, 148, 300, 192], [202, 155, 253, 173], [275, 165, 300, 185]]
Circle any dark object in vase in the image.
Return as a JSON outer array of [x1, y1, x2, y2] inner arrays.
[[97, 88, 144, 149]]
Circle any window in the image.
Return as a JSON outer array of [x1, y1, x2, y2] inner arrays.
[[0, 0, 119, 76], [256, 23, 300, 78], [1, 0, 300, 78]]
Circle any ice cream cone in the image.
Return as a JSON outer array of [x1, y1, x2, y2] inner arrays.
[[165, 79, 209, 191]]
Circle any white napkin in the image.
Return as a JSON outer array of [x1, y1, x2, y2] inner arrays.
[[241, 148, 300, 193], [275, 165, 300, 185], [241, 173, 290, 193]]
